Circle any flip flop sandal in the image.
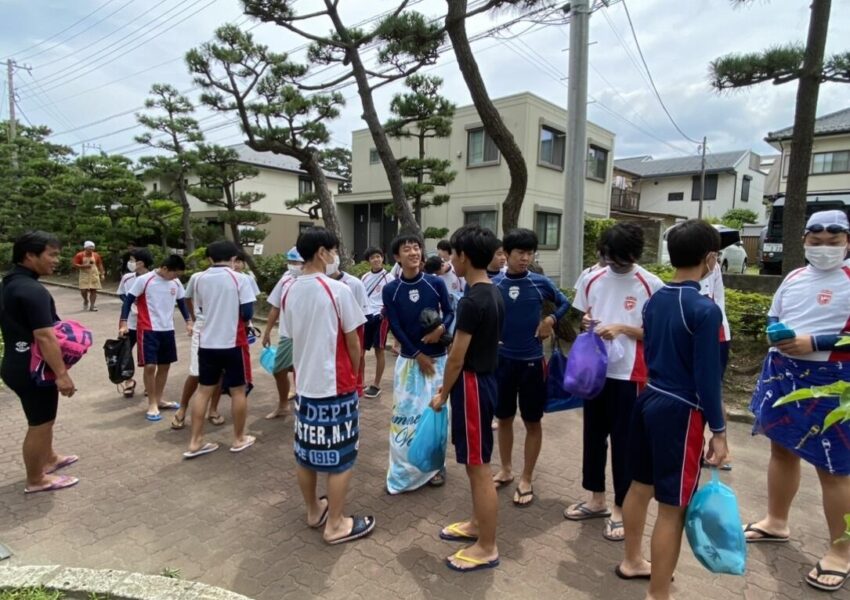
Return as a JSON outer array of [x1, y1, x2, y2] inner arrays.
[[122, 380, 136, 398], [428, 472, 446, 487], [25, 475, 79, 494], [614, 563, 672, 582], [563, 501, 612, 521], [440, 522, 479, 542], [170, 415, 186, 430], [158, 402, 180, 410], [208, 414, 226, 426], [45, 455, 79, 475], [182, 442, 219, 459], [493, 476, 514, 489], [513, 487, 534, 508], [145, 413, 162, 422], [603, 518, 625, 542], [806, 561, 850, 592], [230, 436, 256, 453], [326, 515, 376, 545], [744, 523, 789, 543], [446, 549, 500, 573], [308, 496, 329, 529]]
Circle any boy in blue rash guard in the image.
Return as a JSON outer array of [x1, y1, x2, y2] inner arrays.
[[617, 220, 729, 598], [491, 228, 570, 507], [382, 233, 454, 493]]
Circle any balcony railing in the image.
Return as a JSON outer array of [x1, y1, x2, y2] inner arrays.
[[611, 187, 640, 212]]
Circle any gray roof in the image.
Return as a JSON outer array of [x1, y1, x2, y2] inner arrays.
[[614, 150, 748, 178], [227, 143, 346, 181], [766, 107, 850, 141]]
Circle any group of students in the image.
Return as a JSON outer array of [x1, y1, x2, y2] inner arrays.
[[2, 209, 850, 597]]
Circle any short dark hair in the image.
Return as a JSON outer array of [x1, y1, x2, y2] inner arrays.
[[451, 224, 500, 269], [600, 223, 644, 265], [296, 227, 338, 262], [436, 239, 452, 253], [131, 248, 154, 268], [423, 255, 443, 274], [12, 230, 61, 263], [503, 228, 538, 254], [391, 232, 424, 257], [667, 220, 721, 268], [364, 246, 384, 261], [161, 254, 186, 271], [206, 240, 240, 263]]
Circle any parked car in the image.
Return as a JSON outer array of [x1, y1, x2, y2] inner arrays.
[[661, 224, 749, 274]]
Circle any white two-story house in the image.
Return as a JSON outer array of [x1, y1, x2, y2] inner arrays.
[[337, 92, 616, 281]]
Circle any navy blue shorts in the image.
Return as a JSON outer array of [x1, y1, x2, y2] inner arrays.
[[495, 356, 546, 423], [450, 371, 497, 466], [137, 330, 177, 366], [363, 314, 389, 351], [628, 388, 706, 506], [198, 346, 252, 390]]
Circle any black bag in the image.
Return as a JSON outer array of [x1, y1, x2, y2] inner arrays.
[[104, 337, 134, 384], [419, 307, 453, 347]]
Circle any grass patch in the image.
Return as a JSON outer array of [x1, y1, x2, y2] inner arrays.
[[0, 588, 64, 600]]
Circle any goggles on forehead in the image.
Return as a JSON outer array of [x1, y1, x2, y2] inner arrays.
[[805, 224, 849, 234]]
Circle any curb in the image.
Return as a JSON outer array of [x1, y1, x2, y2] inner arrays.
[[727, 408, 754, 425], [0, 565, 253, 600]]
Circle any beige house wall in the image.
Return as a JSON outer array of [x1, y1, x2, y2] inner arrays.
[[776, 133, 850, 195]]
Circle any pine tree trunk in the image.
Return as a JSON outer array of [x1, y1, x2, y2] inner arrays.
[[176, 183, 196, 254], [346, 49, 420, 235], [781, 0, 831, 274], [303, 151, 352, 266], [445, 0, 527, 234]]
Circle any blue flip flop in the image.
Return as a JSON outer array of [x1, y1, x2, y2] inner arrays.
[[145, 413, 162, 422], [446, 549, 500, 573]]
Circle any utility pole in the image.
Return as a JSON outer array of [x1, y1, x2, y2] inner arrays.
[[561, 0, 590, 288], [81, 142, 102, 156], [697, 136, 707, 220], [7, 59, 18, 168]]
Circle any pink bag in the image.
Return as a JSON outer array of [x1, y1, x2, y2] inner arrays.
[[30, 320, 93, 386]]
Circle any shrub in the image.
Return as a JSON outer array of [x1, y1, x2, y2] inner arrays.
[[252, 254, 286, 294], [725, 289, 771, 339], [346, 260, 390, 279], [641, 263, 675, 282], [584, 217, 616, 268]]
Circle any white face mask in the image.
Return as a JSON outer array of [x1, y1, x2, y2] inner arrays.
[[325, 252, 340, 276], [127, 260, 137, 272], [805, 245, 846, 271], [288, 264, 302, 277]]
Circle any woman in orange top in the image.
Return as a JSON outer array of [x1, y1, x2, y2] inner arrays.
[[71, 241, 105, 311]]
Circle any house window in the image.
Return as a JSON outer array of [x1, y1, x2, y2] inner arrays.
[[691, 174, 718, 201], [152, 182, 158, 192], [463, 210, 497, 232], [782, 153, 791, 178], [812, 151, 850, 174], [668, 192, 684, 202], [535, 211, 561, 249], [298, 176, 314, 198], [741, 175, 752, 202], [539, 125, 565, 169], [467, 128, 499, 166], [586, 145, 608, 181], [369, 148, 379, 165]]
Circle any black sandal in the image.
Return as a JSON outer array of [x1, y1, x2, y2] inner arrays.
[[325, 515, 376, 545]]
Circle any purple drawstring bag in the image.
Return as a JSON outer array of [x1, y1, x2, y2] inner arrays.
[[563, 326, 608, 399]]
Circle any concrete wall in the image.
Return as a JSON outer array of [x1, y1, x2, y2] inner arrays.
[[776, 133, 850, 195], [722, 273, 781, 295], [192, 210, 318, 257]]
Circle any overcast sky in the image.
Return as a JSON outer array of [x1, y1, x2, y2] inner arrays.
[[1, 0, 848, 163]]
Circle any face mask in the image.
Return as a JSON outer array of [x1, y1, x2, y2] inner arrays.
[[288, 264, 302, 277], [325, 253, 340, 276], [805, 245, 847, 271], [127, 260, 137, 272]]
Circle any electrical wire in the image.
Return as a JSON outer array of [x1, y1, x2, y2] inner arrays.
[[15, 100, 34, 127]]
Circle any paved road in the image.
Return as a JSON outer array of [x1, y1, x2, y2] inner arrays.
[[0, 286, 846, 599]]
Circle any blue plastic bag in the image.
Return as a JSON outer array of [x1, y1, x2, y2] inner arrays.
[[260, 346, 277, 375], [564, 328, 608, 399], [685, 470, 747, 575], [544, 342, 583, 413], [408, 406, 448, 473]]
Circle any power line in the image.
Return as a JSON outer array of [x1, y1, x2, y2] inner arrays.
[[618, 0, 701, 145], [1, 0, 121, 60], [15, 100, 34, 127]]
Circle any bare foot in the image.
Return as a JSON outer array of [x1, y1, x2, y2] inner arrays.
[[618, 558, 651, 578], [808, 554, 850, 590], [743, 518, 790, 541], [265, 406, 291, 419], [492, 469, 514, 487], [306, 496, 329, 528], [446, 542, 499, 571], [440, 520, 478, 539], [564, 498, 609, 519]]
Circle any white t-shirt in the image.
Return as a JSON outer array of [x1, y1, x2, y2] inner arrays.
[[574, 265, 664, 381], [700, 263, 732, 342], [440, 266, 463, 296], [389, 262, 403, 279], [118, 273, 138, 330], [769, 265, 850, 362], [129, 271, 186, 332], [280, 273, 366, 398], [361, 269, 394, 315], [573, 264, 603, 292], [334, 272, 370, 317], [184, 271, 205, 323], [268, 274, 297, 340], [194, 266, 257, 349], [240, 271, 261, 297]]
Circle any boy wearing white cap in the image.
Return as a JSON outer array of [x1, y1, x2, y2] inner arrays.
[[71, 241, 105, 311], [746, 209, 850, 592]]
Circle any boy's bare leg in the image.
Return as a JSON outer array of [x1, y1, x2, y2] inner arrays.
[[809, 468, 850, 588], [745, 441, 799, 540], [619, 481, 653, 577], [143, 365, 158, 415], [208, 381, 224, 422], [515, 420, 542, 504], [647, 503, 686, 600], [323, 469, 356, 542], [447, 464, 499, 568], [187, 385, 213, 452], [492, 416, 514, 484], [229, 385, 251, 447], [151, 364, 170, 415], [176, 375, 198, 422], [373, 349, 385, 388], [297, 465, 325, 526], [266, 370, 292, 419]]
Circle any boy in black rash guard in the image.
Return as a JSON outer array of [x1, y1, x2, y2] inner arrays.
[[432, 224, 504, 572]]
